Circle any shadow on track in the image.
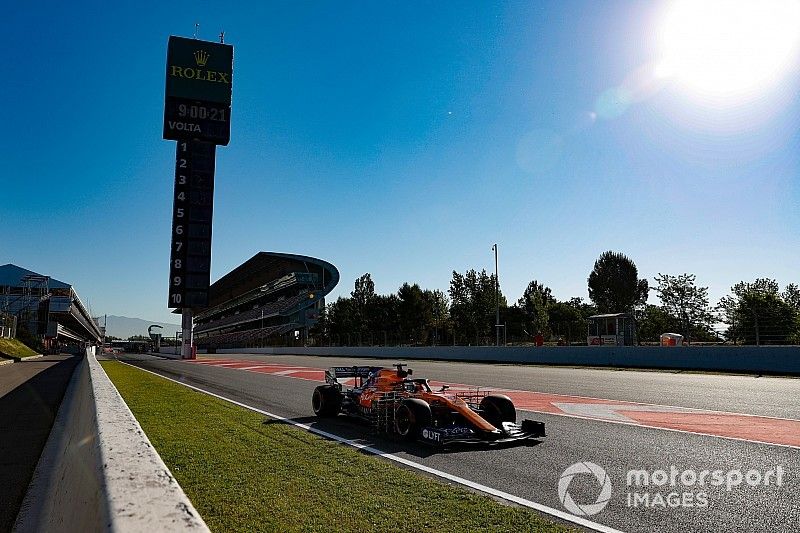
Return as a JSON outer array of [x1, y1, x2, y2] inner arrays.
[[262, 416, 544, 459], [0, 355, 81, 532]]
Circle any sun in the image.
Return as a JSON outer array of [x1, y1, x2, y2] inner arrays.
[[656, 0, 800, 99]]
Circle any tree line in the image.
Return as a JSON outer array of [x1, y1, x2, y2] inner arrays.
[[311, 250, 800, 346]]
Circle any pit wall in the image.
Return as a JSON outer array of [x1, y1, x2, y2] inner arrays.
[[14, 349, 209, 533], [202, 346, 800, 375]]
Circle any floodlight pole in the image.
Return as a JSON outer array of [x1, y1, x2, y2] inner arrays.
[[493, 243, 500, 347]]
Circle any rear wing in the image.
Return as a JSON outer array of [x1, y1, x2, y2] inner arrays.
[[325, 366, 383, 386]]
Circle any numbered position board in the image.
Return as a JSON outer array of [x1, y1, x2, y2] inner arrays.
[[168, 140, 215, 308]]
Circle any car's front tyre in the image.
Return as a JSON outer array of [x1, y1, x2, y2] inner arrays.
[[394, 399, 431, 440], [480, 395, 516, 428]]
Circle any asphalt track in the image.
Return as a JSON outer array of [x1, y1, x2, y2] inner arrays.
[[0, 355, 80, 532], [117, 353, 800, 533]]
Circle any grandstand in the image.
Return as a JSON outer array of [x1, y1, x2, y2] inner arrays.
[[193, 252, 338, 350]]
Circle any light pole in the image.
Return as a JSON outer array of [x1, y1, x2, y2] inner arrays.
[[492, 243, 500, 347]]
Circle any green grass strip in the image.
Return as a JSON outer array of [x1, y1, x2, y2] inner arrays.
[[101, 360, 575, 533], [0, 338, 39, 359]]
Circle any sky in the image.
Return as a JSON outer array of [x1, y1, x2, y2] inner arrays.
[[2, 1, 799, 325]]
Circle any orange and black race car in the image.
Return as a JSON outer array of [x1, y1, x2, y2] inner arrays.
[[312, 363, 545, 445]]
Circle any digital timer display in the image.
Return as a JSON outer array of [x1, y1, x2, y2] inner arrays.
[[164, 97, 231, 145]]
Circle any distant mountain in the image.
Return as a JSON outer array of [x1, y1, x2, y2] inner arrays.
[[101, 315, 181, 340]]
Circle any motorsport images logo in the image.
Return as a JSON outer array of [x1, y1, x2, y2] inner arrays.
[[558, 462, 612, 516], [558, 462, 786, 516]]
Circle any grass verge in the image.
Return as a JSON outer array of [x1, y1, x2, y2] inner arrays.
[[0, 338, 39, 359], [101, 360, 575, 533]]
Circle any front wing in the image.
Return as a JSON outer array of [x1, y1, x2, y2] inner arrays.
[[419, 419, 546, 446]]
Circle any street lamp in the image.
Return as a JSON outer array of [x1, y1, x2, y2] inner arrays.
[[492, 243, 500, 347]]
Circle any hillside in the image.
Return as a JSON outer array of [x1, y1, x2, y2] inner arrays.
[[0, 338, 39, 359]]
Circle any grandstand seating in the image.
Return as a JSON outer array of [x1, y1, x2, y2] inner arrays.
[[195, 323, 299, 348], [195, 291, 312, 334], [191, 252, 339, 349]]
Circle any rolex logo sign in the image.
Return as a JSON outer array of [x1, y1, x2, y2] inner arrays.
[[169, 64, 230, 84], [165, 35, 233, 105], [194, 49, 209, 66], [170, 46, 228, 84]]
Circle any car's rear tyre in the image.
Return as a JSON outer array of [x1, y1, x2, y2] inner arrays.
[[394, 399, 431, 440], [480, 395, 516, 428], [312, 386, 342, 417]]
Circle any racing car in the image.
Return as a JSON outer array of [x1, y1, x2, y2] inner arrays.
[[312, 363, 545, 445]]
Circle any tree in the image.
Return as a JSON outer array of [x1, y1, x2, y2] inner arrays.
[[587, 251, 649, 313], [448, 271, 472, 344], [448, 269, 505, 344], [782, 284, 800, 312], [426, 290, 450, 345], [517, 280, 553, 338], [397, 283, 432, 344], [717, 279, 798, 345], [566, 297, 598, 319], [547, 301, 583, 343], [635, 304, 679, 343], [520, 281, 554, 306], [503, 305, 528, 343], [326, 297, 357, 345], [351, 273, 375, 309], [350, 273, 376, 338], [652, 273, 715, 342], [308, 306, 329, 346], [366, 294, 400, 344]]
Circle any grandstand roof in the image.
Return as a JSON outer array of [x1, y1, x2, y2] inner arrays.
[[207, 251, 339, 309], [0, 264, 70, 289]]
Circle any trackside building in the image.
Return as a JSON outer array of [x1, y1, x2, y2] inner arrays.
[[193, 252, 338, 350], [0, 264, 102, 350]]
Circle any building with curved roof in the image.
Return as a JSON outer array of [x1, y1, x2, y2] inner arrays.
[[193, 252, 338, 350]]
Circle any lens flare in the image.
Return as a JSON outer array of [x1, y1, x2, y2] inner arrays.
[[657, 0, 800, 99]]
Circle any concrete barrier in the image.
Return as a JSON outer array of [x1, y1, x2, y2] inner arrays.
[[204, 345, 800, 375], [14, 350, 209, 533]]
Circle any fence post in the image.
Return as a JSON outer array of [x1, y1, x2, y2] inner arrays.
[[754, 314, 760, 346]]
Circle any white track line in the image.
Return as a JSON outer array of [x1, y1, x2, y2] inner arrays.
[[117, 359, 624, 533]]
